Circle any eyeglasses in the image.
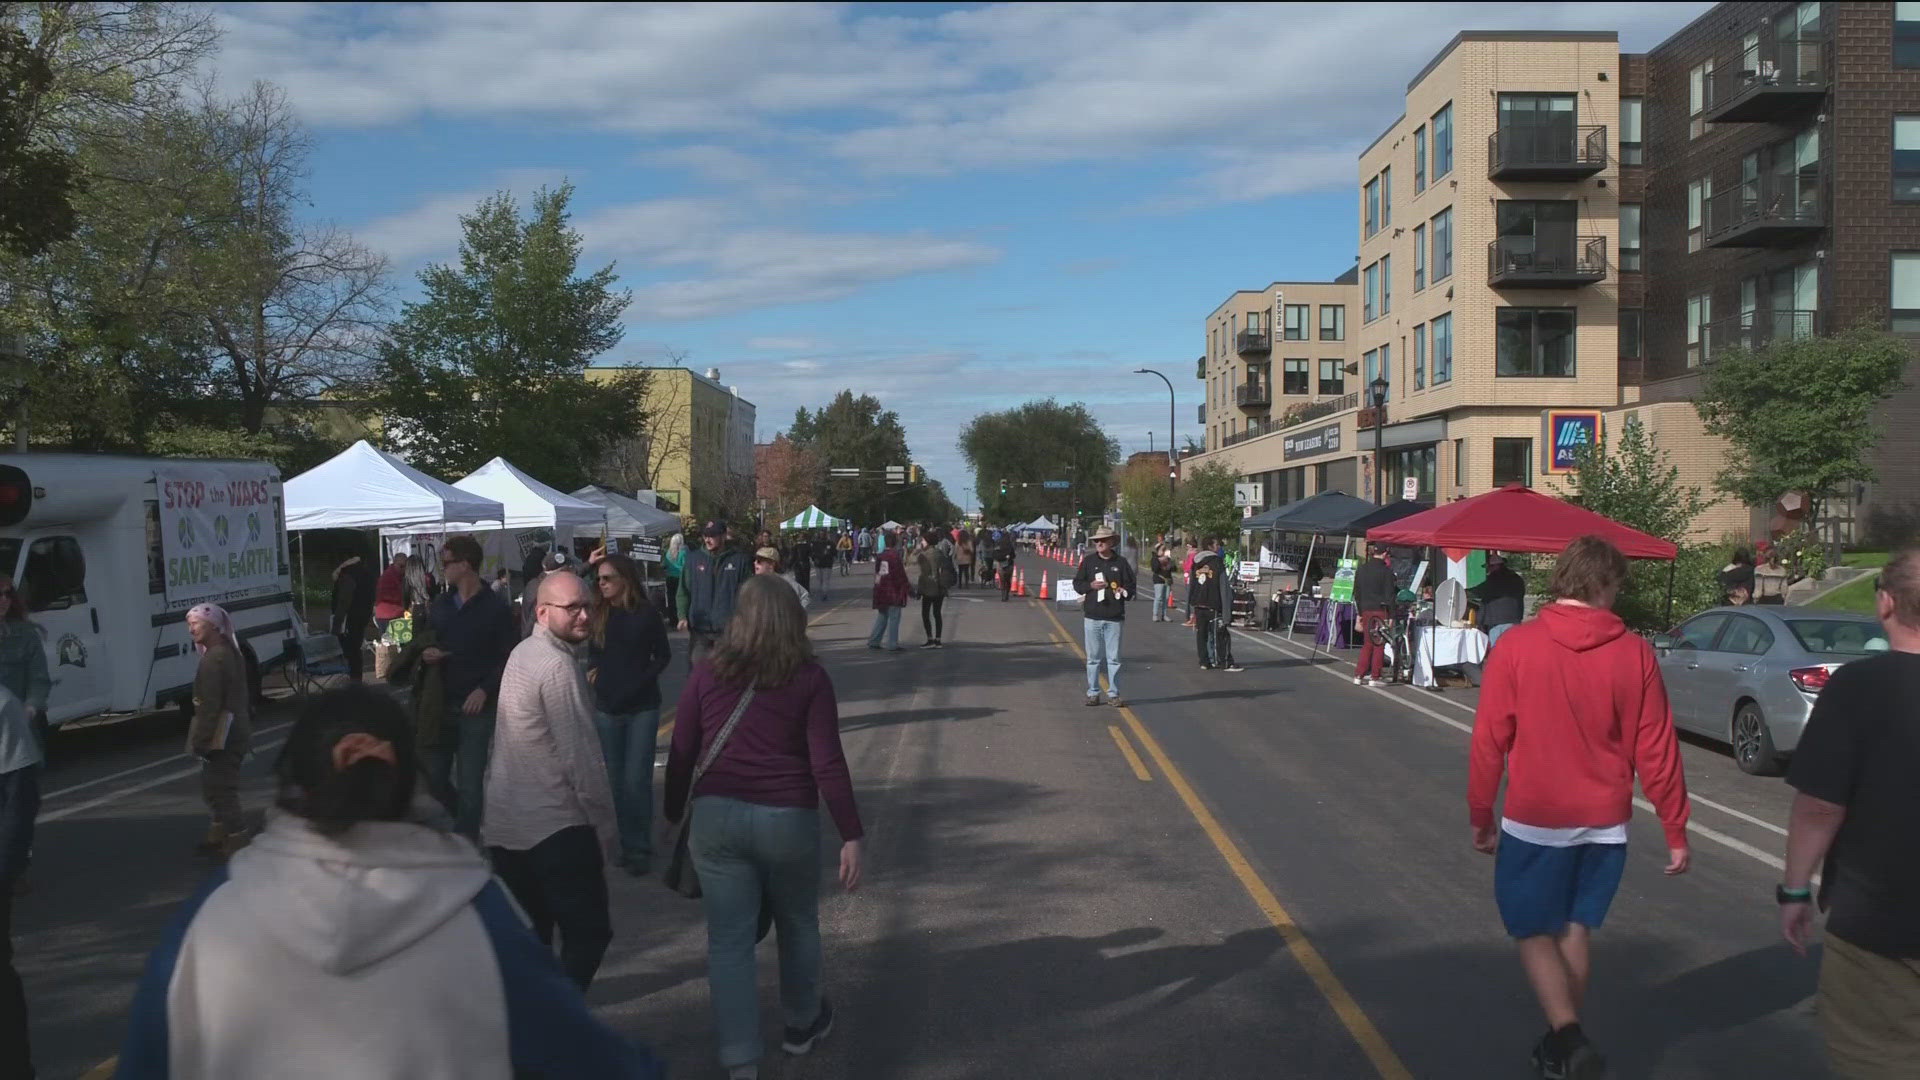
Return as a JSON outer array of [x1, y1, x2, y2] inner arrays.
[[540, 601, 591, 615]]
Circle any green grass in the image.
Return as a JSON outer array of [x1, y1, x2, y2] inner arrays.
[[1815, 572, 1880, 615], [1843, 550, 1892, 569]]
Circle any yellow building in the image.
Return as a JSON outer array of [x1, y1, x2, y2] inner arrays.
[[585, 365, 757, 522]]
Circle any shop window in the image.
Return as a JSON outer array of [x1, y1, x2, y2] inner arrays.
[[1493, 438, 1533, 487]]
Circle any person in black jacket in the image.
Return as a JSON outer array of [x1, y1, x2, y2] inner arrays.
[[812, 532, 837, 601], [1352, 544, 1398, 686], [421, 534, 519, 838], [1073, 526, 1138, 706], [330, 547, 377, 681], [678, 521, 751, 668], [1191, 544, 1242, 672], [1150, 541, 1177, 623], [587, 551, 674, 875], [1470, 552, 1527, 647]]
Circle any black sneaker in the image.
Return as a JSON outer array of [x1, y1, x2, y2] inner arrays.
[[919, 640, 938, 649], [1533, 1024, 1606, 1080], [783, 996, 834, 1056], [1221, 663, 1245, 672]]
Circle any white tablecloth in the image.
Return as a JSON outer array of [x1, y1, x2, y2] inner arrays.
[[1411, 624, 1490, 688]]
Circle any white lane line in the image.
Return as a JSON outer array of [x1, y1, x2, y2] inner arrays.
[[40, 738, 288, 824], [1230, 628, 1790, 870], [43, 721, 295, 802]]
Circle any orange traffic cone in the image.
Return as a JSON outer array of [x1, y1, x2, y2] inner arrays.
[[1166, 588, 1176, 611], [1039, 572, 1050, 600], [1017, 568, 1027, 596]]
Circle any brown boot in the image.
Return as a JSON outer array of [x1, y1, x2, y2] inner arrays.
[[194, 823, 227, 856]]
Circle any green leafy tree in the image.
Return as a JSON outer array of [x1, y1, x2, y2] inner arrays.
[[1118, 457, 1175, 541], [958, 399, 1119, 524], [0, 23, 78, 256], [1177, 459, 1239, 545], [372, 184, 642, 490], [788, 391, 915, 525], [1694, 325, 1911, 529]]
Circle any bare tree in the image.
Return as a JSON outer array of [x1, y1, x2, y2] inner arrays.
[[599, 350, 694, 495], [193, 82, 390, 433]]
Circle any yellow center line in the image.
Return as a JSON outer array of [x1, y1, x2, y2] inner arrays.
[[1106, 724, 1153, 781], [1037, 601, 1411, 1080]]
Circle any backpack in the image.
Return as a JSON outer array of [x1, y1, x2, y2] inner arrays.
[[936, 548, 959, 590]]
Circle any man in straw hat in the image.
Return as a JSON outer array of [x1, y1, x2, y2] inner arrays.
[[1072, 525, 1137, 708]]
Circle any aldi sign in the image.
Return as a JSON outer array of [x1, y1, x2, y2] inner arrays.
[[1542, 410, 1603, 474]]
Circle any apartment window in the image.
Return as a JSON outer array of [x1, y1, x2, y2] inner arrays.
[[1283, 304, 1310, 340], [1453, 439, 1466, 490], [1318, 359, 1345, 395], [1283, 358, 1309, 395], [1493, 439, 1534, 487], [1381, 166, 1391, 229], [1899, 3, 1920, 67], [1363, 347, 1379, 387], [1620, 97, 1643, 165], [1413, 224, 1427, 290], [1413, 323, 1427, 390], [1495, 201, 1578, 269], [1894, 253, 1920, 332], [1414, 125, 1427, 192], [1380, 254, 1392, 316], [1431, 312, 1453, 384], [1495, 307, 1576, 377], [1364, 176, 1380, 236], [1497, 93, 1576, 164], [1364, 262, 1379, 322], [1379, 343, 1391, 390], [1898, 117, 1920, 201], [1687, 178, 1711, 253], [1432, 103, 1453, 178], [1246, 310, 1266, 334], [1689, 61, 1714, 139], [1319, 304, 1345, 341], [1431, 207, 1453, 281], [1621, 307, 1644, 363], [1687, 293, 1712, 366], [1619, 204, 1641, 271]]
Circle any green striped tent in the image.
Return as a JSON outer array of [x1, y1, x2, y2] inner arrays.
[[779, 504, 847, 530]]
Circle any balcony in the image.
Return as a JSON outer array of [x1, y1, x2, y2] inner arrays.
[[1705, 174, 1824, 248], [1235, 381, 1271, 410], [1487, 235, 1607, 288], [1222, 419, 1278, 448], [1487, 124, 1607, 181], [1196, 402, 1206, 424], [1706, 38, 1828, 123], [1195, 355, 1206, 379], [1234, 329, 1271, 356], [1703, 310, 1821, 359]]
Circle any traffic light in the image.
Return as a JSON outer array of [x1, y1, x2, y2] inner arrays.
[[999, 478, 1007, 495], [910, 464, 923, 484]]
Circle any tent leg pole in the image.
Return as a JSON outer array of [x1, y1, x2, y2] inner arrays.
[[1288, 534, 1318, 646], [1664, 558, 1677, 628], [297, 532, 305, 629]]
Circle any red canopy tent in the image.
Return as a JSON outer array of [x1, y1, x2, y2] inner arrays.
[[1365, 484, 1678, 560]]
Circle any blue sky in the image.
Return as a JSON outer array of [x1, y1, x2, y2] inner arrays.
[[214, 1, 1710, 508]]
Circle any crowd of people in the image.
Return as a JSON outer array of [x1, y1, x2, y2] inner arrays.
[[3, 510, 1916, 1080]]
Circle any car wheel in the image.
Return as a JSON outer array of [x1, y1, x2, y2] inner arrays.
[[1732, 701, 1783, 777]]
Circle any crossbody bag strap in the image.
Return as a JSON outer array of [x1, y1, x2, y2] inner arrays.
[[687, 686, 757, 794]]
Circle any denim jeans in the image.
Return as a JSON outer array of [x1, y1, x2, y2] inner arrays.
[[0, 765, 38, 883], [689, 796, 824, 1070], [1487, 622, 1514, 649], [593, 708, 661, 867], [489, 824, 612, 990], [422, 707, 494, 839], [1152, 582, 1170, 621], [1084, 618, 1123, 698], [867, 606, 902, 649], [811, 569, 829, 601]]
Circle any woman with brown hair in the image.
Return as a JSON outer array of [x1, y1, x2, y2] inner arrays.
[[587, 551, 672, 874], [664, 574, 863, 1080]]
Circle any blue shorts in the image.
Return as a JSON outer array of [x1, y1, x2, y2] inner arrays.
[[1493, 834, 1628, 939]]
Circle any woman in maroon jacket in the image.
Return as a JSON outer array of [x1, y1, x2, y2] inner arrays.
[[664, 574, 863, 1080], [865, 527, 909, 652]]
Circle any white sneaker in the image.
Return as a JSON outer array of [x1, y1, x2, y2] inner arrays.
[[1353, 676, 1365, 685]]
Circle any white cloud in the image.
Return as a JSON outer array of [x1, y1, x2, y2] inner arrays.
[[749, 336, 823, 351], [352, 168, 568, 267]]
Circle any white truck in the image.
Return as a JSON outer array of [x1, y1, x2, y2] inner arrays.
[[0, 454, 300, 729]]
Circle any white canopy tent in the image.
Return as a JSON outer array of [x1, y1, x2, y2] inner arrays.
[[879, 519, 903, 531], [1018, 516, 1060, 533], [450, 457, 605, 532], [571, 485, 682, 538], [285, 440, 503, 531]]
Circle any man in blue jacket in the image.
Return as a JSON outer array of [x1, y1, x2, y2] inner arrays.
[[421, 535, 518, 839], [677, 521, 750, 668]]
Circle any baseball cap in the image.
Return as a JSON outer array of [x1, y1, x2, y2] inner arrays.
[[542, 550, 572, 572], [702, 520, 728, 538], [754, 546, 781, 565]]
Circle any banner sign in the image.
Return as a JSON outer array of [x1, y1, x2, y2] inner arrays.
[[1542, 410, 1603, 474], [632, 536, 663, 564], [1328, 558, 1358, 604], [1283, 422, 1344, 461], [156, 466, 283, 609]]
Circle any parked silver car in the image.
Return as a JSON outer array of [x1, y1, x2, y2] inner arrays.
[[1652, 606, 1887, 776]]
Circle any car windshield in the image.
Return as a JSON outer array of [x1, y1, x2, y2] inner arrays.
[[0, 539, 19, 581], [1788, 619, 1889, 656]]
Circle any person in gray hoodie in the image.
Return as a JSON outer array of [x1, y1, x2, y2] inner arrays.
[[117, 685, 662, 1080]]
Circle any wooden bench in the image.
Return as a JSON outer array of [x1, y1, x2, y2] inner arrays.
[[282, 633, 351, 700]]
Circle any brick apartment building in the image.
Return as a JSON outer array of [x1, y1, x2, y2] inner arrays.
[[1190, 2, 1920, 543]]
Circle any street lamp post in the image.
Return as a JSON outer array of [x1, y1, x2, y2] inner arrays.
[[1134, 368, 1177, 541], [1369, 374, 1390, 505]]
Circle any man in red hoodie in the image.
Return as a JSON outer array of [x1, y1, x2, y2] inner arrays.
[[1468, 535, 1691, 1080]]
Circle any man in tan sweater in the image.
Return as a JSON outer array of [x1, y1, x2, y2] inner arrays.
[[483, 572, 619, 990]]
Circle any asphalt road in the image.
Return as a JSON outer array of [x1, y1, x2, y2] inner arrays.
[[15, 551, 1822, 1079]]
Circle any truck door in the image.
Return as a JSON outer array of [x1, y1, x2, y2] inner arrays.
[[20, 533, 112, 723]]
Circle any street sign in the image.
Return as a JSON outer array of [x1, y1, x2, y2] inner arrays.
[[1402, 476, 1418, 502], [885, 464, 906, 485], [1041, 479, 1070, 489], [829, 467, 860, 478], [1242, 504, 1253, 518], [1233, 482, 1263, 507]]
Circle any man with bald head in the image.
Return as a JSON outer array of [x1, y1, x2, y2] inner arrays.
[[485, 569, 621, 989]]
